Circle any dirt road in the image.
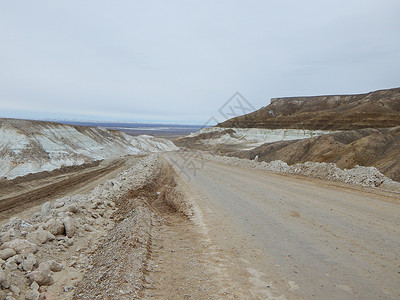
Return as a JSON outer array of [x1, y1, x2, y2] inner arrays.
[[164, 152, 400, 299]]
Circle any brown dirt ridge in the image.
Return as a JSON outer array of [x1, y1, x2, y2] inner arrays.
[[217, 87, 400, 130]]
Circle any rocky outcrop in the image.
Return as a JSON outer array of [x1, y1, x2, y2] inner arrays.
[[217, 87, 400, 130]]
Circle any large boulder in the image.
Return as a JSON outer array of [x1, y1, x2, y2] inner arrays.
[[27, 228, 55, 244], [1, 239, 38, 255], [0, 231, 12, 243], [0, 269, 9, 289], [0, 248, 16, 260], [46, 260, 63, 272], [54, 198, 66, 209], [21, 253, 37, 272], [25, 289, 40, 300], [63, 217, 78, 238], [28, 262, 54, 286], [41, 202, 53, 216], [65, 204, 80, 214], [43, 219, 65, 236], [9, 284, 20, 298]]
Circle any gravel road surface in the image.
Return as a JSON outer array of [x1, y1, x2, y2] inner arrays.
[[165, 152, 400, 300]]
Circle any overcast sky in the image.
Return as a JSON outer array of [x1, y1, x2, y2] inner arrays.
[[1, 1, 399, 124]]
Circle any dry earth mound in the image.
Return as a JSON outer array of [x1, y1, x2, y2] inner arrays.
[[218, 87, 400, 130]]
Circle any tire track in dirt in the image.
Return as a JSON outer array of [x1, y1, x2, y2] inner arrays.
[[0, 159, 127, 223]]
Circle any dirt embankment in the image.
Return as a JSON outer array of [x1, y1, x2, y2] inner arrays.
[[218, 87, 400, 130], [73, 159, 192, 299], [228, 127, 400, 182]]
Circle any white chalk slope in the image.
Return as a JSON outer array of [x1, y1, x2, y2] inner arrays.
[[190, 127, 336, 149], [0, 119, 178, 179]]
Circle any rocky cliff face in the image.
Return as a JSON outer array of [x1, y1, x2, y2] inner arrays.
[[176, 127, 335, 151], [217, 88, 400, 130], [0, 118, 178, 179]]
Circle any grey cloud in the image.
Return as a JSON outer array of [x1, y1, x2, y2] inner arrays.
[[0, 0, 399, 124]]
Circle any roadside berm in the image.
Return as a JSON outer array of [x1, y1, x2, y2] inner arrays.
[[0, 154, 192, 299]]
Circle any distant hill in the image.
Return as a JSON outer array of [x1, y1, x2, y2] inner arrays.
[[55, 121, 203, 138], [217, 87, 400, 130]]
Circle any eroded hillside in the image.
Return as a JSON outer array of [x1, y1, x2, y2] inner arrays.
[[0, 118, 178, 180], [229, 127, 400, 182]]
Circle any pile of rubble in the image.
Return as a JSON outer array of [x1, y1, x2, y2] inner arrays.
[[0, 154, 160, 299], [203, 153, 400, 190]]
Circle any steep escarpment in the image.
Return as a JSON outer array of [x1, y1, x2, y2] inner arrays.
[[0, 118, 178, 179], [217, 87, 400, 130]]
